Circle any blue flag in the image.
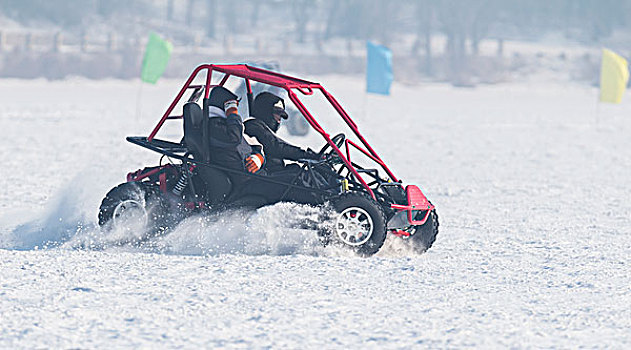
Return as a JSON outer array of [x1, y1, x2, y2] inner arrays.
[[366, 41, 393, 95]]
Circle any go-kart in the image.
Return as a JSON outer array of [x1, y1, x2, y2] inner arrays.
[[98, 64, 438, 256]]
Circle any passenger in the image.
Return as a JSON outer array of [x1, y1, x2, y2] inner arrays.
[[244, 92, 319, 173], [202, 86, 265, 204], [206, 86, 265, 176]]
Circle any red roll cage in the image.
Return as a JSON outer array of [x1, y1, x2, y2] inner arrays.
[[147, 64, 399, 200]]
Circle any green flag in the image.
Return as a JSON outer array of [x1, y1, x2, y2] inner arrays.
[[141, 32, 173, 84]]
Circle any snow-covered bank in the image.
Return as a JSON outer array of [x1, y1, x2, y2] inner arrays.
[[1, 243, 628, 348], [1, 76, 630, 347]]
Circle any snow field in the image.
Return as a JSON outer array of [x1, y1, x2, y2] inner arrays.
[[1, 76, 630, 348]]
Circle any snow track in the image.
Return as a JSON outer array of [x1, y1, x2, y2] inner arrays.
[[1, 77, 631, 348]]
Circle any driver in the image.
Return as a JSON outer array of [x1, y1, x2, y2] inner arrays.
[[237, 92, 327, 204], [244, 92, 319, 173]]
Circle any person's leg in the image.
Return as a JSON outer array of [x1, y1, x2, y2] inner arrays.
[[229, 166, 320, 205], [266, 168, 320, 204], [196, 167, 235, 205]]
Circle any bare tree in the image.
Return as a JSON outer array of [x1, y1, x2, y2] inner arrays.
[[323, 0, 342, 40], [166, 0, 174, 21], [223, 0, 240, 33], [413, 0, 434, 76], [186, 0, 195, 27], [206, 0, 217, 38], [292, 0, 313, 43], [250, 0, 261, 28], [433, 0, 505, 84]]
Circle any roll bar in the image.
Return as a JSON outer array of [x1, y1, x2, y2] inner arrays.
[[145, 64, 400, 199]]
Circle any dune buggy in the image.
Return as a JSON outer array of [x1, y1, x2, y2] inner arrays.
[[98, 64, 438, 256]]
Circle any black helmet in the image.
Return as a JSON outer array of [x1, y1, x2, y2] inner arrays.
[[208, 86, 238, 110], [251, 92, 288, 132]]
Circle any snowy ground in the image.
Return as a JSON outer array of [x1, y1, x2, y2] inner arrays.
[[1, 75, 631, 348]]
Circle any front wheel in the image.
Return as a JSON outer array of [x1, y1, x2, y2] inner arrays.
[[98, 182, 169, 241], [330, 192, 387, 256], [407, 209, 439, 253]]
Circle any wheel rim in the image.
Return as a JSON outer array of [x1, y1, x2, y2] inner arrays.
[[335, 207, 373, 246], [111, 199, 148, 230]]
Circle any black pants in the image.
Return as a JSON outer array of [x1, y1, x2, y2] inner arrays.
[[196, 166, 234, 205], [238, 165, 318, 205]]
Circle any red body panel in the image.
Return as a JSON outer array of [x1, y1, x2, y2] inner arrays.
[[390, 185, 435, 226]]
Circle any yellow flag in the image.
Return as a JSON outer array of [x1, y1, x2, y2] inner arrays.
[[599, 48, 629, 103]]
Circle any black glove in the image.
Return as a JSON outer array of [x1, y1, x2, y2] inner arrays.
[[323, 151, 341, 163], [304, 148, 320, 160]]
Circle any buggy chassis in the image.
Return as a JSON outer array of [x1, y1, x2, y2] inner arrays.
[[101, 64, 438, 255]]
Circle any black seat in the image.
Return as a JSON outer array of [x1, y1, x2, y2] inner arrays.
[[182, 101, 232, 205], [183, 102, 206, 160]]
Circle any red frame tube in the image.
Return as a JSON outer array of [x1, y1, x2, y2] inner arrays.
[[204, 67, 213, 99], [127, 165, 169, 182], [219, 73, 231, 86], [245, 79, 252, 94], [345, 139, 389, 170]]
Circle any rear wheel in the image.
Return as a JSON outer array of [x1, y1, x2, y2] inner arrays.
[[330, 192, 387, 256], [98, 182, 169, 240]]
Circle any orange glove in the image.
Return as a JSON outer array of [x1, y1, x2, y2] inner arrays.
[[224, 99, 239, 116], [244, 153, 265, 173]]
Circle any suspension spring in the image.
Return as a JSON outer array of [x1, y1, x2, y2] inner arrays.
[[172, 172, 188, 196]]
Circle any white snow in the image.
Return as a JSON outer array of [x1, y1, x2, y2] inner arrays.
[[1, 75, 631, 348]]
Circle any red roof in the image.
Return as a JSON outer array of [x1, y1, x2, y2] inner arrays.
[[210, 64, 321, 89]]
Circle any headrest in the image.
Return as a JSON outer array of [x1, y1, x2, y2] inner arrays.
[[183, 102, 203, 127]]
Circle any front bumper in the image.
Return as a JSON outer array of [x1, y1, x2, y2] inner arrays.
[[388, 185, 434, 228]]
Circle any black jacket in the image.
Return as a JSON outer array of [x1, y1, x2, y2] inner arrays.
[[208, 112, 254, 173], [244, 118, 317, 172]]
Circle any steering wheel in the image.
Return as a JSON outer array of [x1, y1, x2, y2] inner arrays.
[[317, 133, 346, 158]]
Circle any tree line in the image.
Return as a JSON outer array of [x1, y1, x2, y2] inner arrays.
[[1, 0, 628, 82], [1, 0, 626, 44]]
